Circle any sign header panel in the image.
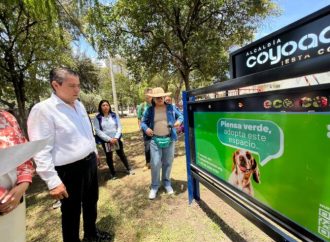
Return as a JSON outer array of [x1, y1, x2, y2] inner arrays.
[[231, 9, 330, 78]]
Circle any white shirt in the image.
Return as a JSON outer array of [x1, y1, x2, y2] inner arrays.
[[27, 93, 97, 190], [93, 114, 122, 141]]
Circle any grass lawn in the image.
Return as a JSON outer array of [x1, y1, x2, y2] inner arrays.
[[25, 117, 273, 242]]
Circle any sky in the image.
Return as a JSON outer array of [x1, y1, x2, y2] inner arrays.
[[255, 0, 330, 40], [73, 0, 330, 60]]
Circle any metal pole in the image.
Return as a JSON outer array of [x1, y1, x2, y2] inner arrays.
[[108, 55, 119, 116]]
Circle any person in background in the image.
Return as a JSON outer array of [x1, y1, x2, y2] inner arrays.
[[28, 67, 110, 242], [141, 87, 183, 200], [0, 110, 34, 242], [165, 96, 181, 113], [165, 96, 184, 134], [164, 96, 173, 105], [177, 100, 183, 112], [137, 88, 153, 170], [94, 100, 134, 179]]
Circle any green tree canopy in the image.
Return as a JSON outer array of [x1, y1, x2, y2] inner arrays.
[[0, 0, 73, 129], [0, 0, 98, 132], [87, 0, 279, 90], [73, 54, 100, 92]]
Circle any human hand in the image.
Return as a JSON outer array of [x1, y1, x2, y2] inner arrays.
[[110, 138, 118, 144], [173, 121, 181, 128], [49, 183, 68, 200], [146, 128, 154, 136], [0, 187, 7, 201], [0, 182, 29, 215]]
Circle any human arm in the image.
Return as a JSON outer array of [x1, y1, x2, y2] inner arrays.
[[137, 104, 142, 120], [27, 105, 67, 197], [140, 107, 154, 136], [173, 105, 184, 128], [0, 112, 35, 214], [113, 114, 122, 140], [0, 159, 36, 214], [137, 104, 143, 128], [93, 116, 111, 142], [0, 182, 29, 215]]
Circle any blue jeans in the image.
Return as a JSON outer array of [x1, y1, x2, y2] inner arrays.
[[150, 139, 175, 189]]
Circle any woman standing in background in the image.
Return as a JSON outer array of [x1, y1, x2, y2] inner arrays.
[[94, 100, 134, 179]]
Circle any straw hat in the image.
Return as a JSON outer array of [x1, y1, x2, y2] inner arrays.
[[147, 87, 171, 97]]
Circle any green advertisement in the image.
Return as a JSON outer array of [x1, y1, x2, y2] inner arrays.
[[194, 112, 330, 241]]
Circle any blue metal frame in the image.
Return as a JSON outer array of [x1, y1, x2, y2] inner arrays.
[[182, 91, 199, 204]]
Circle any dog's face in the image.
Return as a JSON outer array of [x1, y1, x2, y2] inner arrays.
[[233, 149, 260, 183]]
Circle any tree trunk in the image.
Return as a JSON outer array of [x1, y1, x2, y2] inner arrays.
[[12, 74, 27, 135], [6, 45, 28, 134], [179, 68, 190, 91], [174, 79, 184, 105]]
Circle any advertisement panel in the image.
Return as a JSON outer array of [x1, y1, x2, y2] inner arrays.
[[193, 91, 330, 241]]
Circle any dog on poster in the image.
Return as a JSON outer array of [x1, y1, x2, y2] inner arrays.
[[228, 149, 260, 196]]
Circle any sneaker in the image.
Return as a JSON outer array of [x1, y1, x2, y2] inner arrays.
[[127, 169, 135, 175], [148, 188, 158, 200], [52, 200, 61, 209], [164, 186, 174, 195]]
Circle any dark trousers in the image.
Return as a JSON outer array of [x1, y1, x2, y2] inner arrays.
[[144, 139, 151, 165], [101, 139, 130, 176], [55, 152, 99, 242]]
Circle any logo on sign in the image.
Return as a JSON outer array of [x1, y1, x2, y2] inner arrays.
[[245, 25, 330, 68]]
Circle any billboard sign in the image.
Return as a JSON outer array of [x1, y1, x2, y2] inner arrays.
[[192, 86, 330, 241]]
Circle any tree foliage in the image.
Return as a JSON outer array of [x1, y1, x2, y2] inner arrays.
[[0, 0, 98, 132], [115, 72, 140, 113], [88, 0, 278, 90], [97, 65, 141, 113], [73, 54, 100, 92], [0, 0, 71, 130], [79, 91, 102, 114]]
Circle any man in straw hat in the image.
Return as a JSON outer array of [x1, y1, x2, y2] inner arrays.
[[141, 87, 183, 199]]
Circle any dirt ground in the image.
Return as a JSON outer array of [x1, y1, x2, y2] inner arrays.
[[26, 118, 274, 242]]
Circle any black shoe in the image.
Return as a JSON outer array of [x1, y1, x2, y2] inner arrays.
[[83, 229, 111, 242]]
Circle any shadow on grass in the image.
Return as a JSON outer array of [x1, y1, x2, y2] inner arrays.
[[96, 214, 116, 242], [97, 156, 140, 187], [198, 199, 247, 242]]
